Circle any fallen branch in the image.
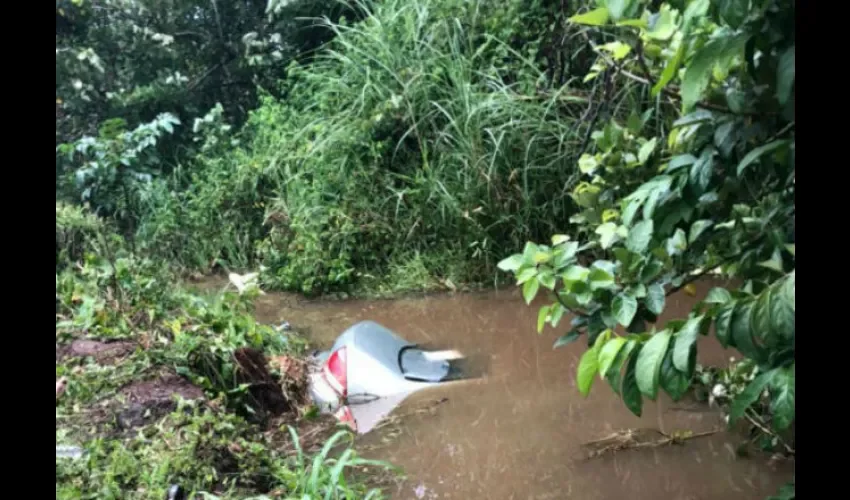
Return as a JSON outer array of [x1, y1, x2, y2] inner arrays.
[[581, 427, 720, 460], [744, 411, 795, 456]]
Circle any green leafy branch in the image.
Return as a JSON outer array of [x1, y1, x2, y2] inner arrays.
[[499, 0, 795, 462]]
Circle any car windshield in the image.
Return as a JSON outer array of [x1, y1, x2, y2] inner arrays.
[[399, 347, 451, 382]]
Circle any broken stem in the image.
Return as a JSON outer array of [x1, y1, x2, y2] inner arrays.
[[744, 411, 795, 455]]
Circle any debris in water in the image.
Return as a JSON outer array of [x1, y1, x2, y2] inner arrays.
[[277, 321, 292, 332], [56, 445, 84, 459], [580, 428, 720, 459], [413, 482, 438, 499], [228, 272, 264, 295]]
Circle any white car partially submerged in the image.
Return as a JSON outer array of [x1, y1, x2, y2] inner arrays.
[[308, 321, 465, 433]]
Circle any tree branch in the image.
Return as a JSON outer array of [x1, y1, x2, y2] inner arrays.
[[582, 32, 759, 116], [634, 38, 656, 90], [665, 237, 766, 297]]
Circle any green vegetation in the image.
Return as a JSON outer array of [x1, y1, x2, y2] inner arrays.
[[57, 0, 794, 497], [56, 206, 391, 498], [58, 0, 604, 294], [498, 0, 794, 496]]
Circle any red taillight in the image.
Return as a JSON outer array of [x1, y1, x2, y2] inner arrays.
[[323, 347, 347, 397], [334, 406, 357, 431]]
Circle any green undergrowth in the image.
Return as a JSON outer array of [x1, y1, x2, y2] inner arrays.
[[137, 0, 594, 296], [57, 408, 389, 499], [56, 208, 392, 498]]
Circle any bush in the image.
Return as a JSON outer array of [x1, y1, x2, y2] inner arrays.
[[56, 234, 391, 498], [499, 0, 794, 496], [56, 203, 106, 270], [140, 0, 596, 294]]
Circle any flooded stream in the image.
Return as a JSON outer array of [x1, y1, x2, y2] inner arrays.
[[203, 279, 794, 499]]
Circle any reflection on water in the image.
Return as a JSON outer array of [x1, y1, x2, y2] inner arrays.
[[218, 279, 794, 499]]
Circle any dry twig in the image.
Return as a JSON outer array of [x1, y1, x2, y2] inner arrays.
[[580, 427, 720, 460]]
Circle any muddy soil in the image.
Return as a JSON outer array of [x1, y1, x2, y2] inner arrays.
[[56, 339, 136, 364], [115, 373, 206, 429]]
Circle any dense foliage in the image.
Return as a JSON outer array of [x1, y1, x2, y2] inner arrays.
[[58, 0, 609, 295], [56, 0, 352, 145], [498, 0, 794, 477]]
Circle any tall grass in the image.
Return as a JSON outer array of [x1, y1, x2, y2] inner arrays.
[[275, 428, 392, 499], [139, 0, 600, 294]]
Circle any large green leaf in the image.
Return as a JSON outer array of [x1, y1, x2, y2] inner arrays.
[[645, 283, 665, 315], [627, 219, 654, 253], [673, 109, 714, 128], [537, 305, 551, 333], [688, 220, 713, 243], [605, 0, 631, 21], [772, 274, 795, 341], [522, 279, 540, 305], [737, 140, 789, 176], [730, 301, 765, 361], [776, 45, 795, 105], [588, 267, 615, 290], [681, 34, 748, 110], [689, 147, 714, 193], [666, 154, 697, 172], [554, 329, 581, 349], [577, 346, 600, 396], [605, 339, 637, 395], [665, 228, 687, 256], [550, 304, 566, 327], [646, 5, 676, 40], [729, 369, 775, 423], [538, 270, 557, 290], [714, 301, 736, 347], [613, 293, 638, 327], [562, 264, 590, 282], [521, 241, 541, 263], [598, 336, 627, 377], [783, 271, 795, 312], [751, 285, 775, 345], [635, 330, 672, 399], [551, 234, 570, 246], [719, 0, 749, 28], [596, 222, 621, 249], [705, 287, 732, 304], [769, 365, 795, 430], [569, 7, 610, 26], [640, 259, 665, 283], [757, 248, 784, 273], [638, 138, 657, 165], [497, 254, 523, 272], [652, 42, 685, 97], [516, 267, 537, 284], [683, 0, 710, 30], [554, 241, 580, 268], [642, 185, 664, 221], [672, 316, 701, 373], [659, 350, 691, 401], [621, 346, 644, 416]]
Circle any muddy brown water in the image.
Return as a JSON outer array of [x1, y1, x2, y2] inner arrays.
[[196, 279, 794, 499]]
